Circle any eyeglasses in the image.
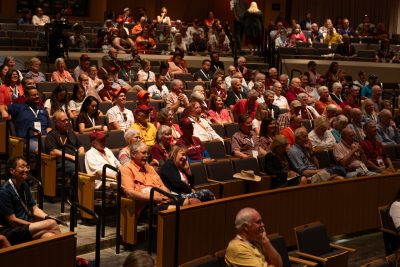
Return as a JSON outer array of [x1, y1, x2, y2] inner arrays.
[[18, 165, 30, 171], [57, 119, 70, 123]]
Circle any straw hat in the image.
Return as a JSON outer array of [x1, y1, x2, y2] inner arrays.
[[233, 170, 261, 182]]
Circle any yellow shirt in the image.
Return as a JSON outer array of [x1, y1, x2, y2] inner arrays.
[[131, 122, 157, 146], [225, 238, 268, 267]]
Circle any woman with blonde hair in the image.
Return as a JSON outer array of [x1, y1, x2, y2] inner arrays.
[[264, 135, 307, 188], [243, 2, 263, 55], [159, 145, 215, 201]]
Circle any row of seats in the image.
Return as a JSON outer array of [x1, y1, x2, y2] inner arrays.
[[179, 221, 356, 267]]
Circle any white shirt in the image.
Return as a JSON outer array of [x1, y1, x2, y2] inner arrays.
[[106, 105, 134, 131], [32, 15, 50, 26], [138, 70, 155, 82], [390, 201, 400, 230], [308, 130, 336, 150], [189, 117, 223, 142], [68, 99, 84, 113], [88, 76, 104, 92], [224, 76, 248, 91], [73, 65, 88, 81], [273, 95, 289, 110], [44, 99, 67, 114], [85, 147, 121, 177], [147, 84, 169, 100], [252, 119, 261, 131]]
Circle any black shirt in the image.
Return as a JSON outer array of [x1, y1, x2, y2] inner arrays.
[[45, 128, 82, 158], [0, 180, 36, 228]]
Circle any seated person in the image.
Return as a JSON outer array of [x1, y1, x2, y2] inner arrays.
[[150, 125, 173, 167], [360, 121, 395, 173], [232, 114, 265, 158], [193, 59, 212, 81], [331, 115, 348, 143], [1, 87, 50, 153], [225, 208, 282, 267], [131, 105, 157, 146], [138, 59, 156, 82], [280, 115, 302, 146], [159, 145, 215, 201], [44, 85, 71, 117], [99, 73, 120, 102], [308, 118, 336, 150], [119, 129, 141, 166], [24, 57, 46, 83], [168, 53, 189, 75], [297, 93, 320, 120], [77, 96, 108, 133], [265, 135, 307, 188], [176, 118, 212, 163], [187, 101, 223, 143], [314, 86, 338, 115], [147, 74, 169, 100], [347, 108, 365, 142], [51, 58, 74, 83], [111, 28, 135, 54], [232, 89, 259, 121], [156, 108, 182, 141], [208, 95, 232, 124], [165, 79, 189, 114], [85, 131, 121, 182], [377, 109, 400, 145], [120, 142, 195, 215], [259, 117, 277, 155], [263, 90, 281, 120], [188, 32, 208, 53], [0, 157, 61, 245], [106, 89, 134, 131], [45, 111, 84, 181], [69, 84, 86, 118], [333, 128, 375, 177], [288, 127, 345, 183], [135, 28, 156, 51], [0, 68, 24, 106]]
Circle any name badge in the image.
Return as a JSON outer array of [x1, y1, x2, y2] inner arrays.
[[252, 150, 259, 158], [377, 158, 385, 169], [34, 121, 41, 132]]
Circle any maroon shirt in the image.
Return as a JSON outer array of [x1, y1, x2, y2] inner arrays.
[[176, 136, 207, 162], [360, 138, 387, 167]]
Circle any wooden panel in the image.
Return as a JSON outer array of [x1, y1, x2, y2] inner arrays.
[[9, 137, 24, 158], [77, 172, 96, 219], [0, 232, 76, 267], [157, 174, 400, 267], [120, 197, 138, 245], [41, 154, 57, 197], [158, 203, 227, 266]]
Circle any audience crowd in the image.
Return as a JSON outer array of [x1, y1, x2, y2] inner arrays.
[[0, 5, 400, 266]]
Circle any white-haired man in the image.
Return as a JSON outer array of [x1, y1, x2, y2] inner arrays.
[[225, 207, 282, 267]]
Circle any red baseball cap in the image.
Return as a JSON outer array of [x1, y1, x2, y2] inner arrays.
[[89, 131, 107, 142], [137, 90, 149, 100]]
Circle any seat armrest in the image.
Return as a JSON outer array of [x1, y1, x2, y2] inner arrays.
[[380, 227, 400, 236], [296, 251, 328, 263], [288, 255, 318, 266], [330, 243, 356, 252]]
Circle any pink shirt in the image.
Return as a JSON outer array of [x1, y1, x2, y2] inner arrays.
[[208, 109, 232, 124], [51, 70, 75, 83]]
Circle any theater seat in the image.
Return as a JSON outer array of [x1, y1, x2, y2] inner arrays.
[[190, 162, 221, 199], [204, 159, 246, 197], [203, 140, 228, 159], [294, 221, 355, 267], [231, 157, 271, 192], [378, 206, 400, 255], [268, 233, 318, 267]]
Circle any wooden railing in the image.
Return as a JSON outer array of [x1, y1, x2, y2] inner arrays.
[[156, 173, 400, 267]]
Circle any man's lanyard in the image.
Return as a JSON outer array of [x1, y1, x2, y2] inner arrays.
[[8, 179, 31, 217], [200, 70, 209, 80], [29, 106, 39, 118]]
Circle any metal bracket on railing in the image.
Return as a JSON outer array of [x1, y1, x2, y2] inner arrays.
[[61, 144, 78, 217], [148, 187, 180, 267], [70, 202, 100, 267], [25, 127, 42, 179], [101, 164, 122, 254]]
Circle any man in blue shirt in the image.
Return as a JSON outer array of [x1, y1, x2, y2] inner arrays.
[[1, 86, 50, 152], [0, 157, 61, 245], [361, 74, 378, 99]]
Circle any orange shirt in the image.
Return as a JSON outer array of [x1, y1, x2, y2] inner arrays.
[[120, 160, 166, 201], [281, 127, 295, 146], [314, 100, 338, 115], [0, 84, 24, 106]]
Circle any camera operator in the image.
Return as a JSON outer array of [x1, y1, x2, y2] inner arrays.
[[269, 22, 288, 48]]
